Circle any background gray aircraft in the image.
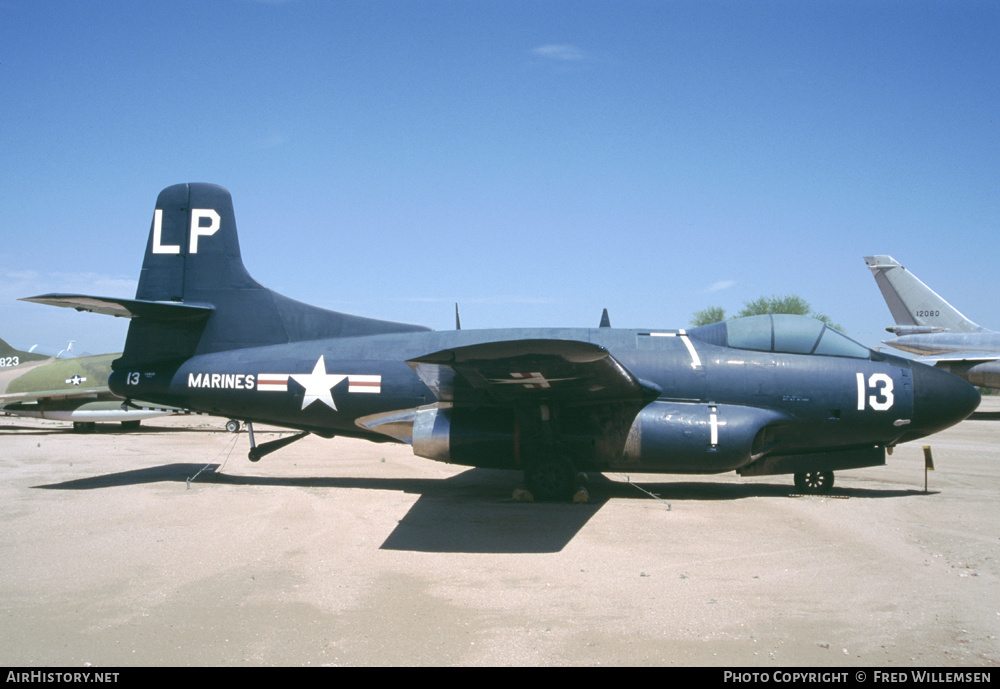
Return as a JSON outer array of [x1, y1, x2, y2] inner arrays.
[[865, 255, 1000, 390], [22, 186, 979, 499]]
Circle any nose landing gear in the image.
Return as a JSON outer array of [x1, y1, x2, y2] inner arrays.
[[794, 470, 835, 494]]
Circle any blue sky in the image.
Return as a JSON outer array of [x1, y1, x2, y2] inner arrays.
[[2, 1, 998, 355]]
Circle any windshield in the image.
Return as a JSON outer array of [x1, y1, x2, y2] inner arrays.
[[689, 314, 870, 359]]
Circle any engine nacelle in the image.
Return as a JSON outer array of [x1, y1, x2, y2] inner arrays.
[[620, 401, 791, 473], [410, 400, 791, 473], [412, 405, 518, 469]]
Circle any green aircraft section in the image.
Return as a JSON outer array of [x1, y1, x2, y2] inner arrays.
[[0, 336, 179, 431]]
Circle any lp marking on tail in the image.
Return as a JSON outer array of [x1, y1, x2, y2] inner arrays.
[[152, 207, 220, 255]]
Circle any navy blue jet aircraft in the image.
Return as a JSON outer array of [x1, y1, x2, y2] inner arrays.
[[25, 184, 980, 499]]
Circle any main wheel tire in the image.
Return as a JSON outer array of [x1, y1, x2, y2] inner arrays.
[[794, 470, 835, 494], [120, 420, 141, 430], [525, 458, 577, 501], [226, 419, 241, 433]]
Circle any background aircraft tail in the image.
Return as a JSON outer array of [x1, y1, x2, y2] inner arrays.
[[0, 336, 23, 358], [25, 183, 430, 368], [864, 255, 988, 334], [0, 336, 49, 363]]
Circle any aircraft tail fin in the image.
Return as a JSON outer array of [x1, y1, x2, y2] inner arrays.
[[0, 336, 49, 363], [25, 183, 430, 369], [864, 255, 988, 334], [0, 337, 21, 357]]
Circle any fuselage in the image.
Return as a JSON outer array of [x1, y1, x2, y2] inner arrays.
[[108, 324, 978, 475], [889, 331, 1000, 357], [887, 331, 1000, 389], [24, 188, 982, 493]]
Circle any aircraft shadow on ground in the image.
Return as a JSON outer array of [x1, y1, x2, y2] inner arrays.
[[970, 410, 1000, 421], [33, 464, 932, 554], [0, 424, 229, 436]]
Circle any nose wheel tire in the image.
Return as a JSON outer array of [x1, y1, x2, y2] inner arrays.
[[794, 470, 834, 494]]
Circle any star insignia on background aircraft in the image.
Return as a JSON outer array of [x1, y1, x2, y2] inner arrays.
[[21, 184, 980, 500]]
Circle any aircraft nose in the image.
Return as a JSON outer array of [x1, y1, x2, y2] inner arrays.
[[906, 363, 980, 440]]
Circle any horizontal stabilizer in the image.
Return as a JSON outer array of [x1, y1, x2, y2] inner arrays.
[[22, 294, 214, 320], [920, 351, 1000, 365]]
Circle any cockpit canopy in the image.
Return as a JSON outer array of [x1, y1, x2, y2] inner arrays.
[[689, 314, 870, 359]]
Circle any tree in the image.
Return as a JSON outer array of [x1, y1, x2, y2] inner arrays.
[[690, 294, 843, 332], [690, 306, 727, 327], [737, 295, 811, 318]]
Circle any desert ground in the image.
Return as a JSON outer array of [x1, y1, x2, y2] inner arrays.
[[1, 401, 998, 667]]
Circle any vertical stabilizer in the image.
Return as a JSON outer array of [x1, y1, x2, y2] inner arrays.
[[864, 255, 987, 334], [120, 184, 430, 367], [0, 337, 48, 362], [23, 184, 431, 370]]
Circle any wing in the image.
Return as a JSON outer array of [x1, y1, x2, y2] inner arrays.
[[407, 338, 660, 405], [921, 351, 1000, 366]]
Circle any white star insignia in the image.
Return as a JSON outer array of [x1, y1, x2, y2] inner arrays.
[[290, 356, 346, 411]]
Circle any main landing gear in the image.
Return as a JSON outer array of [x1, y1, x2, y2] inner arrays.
[[519, 405, 584, 502], [524, 456, 579, 502]]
